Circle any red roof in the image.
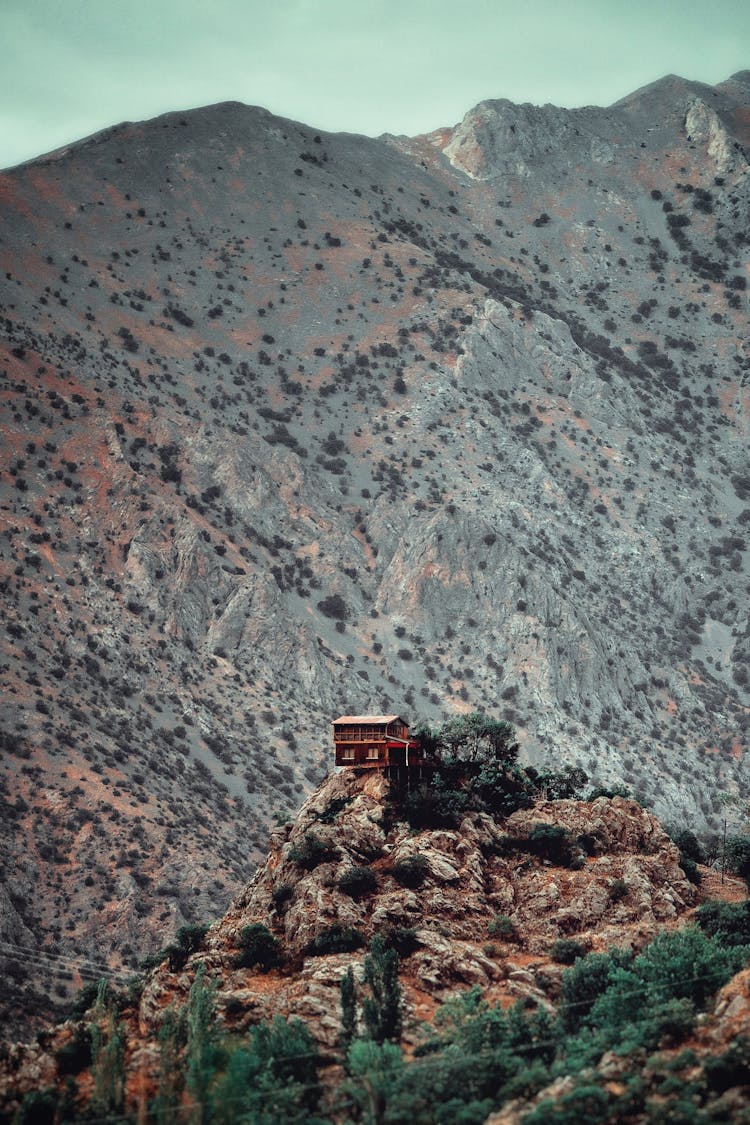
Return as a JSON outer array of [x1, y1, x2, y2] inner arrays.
[[333, 714, 404, 725]]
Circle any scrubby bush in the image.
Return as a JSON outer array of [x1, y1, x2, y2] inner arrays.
[[316, 594, 349, 621], [383, 927, 420, 956], [318, 796, 353, 823], [271, 883, 294, 912], [165, 923, 209, 971], [337, 866, 377, 898], [524, 1084, 611, 1125], [55, 1025, 92, 1075], [305, 925, 365, 956], [678, 854, 702, 885], [235, 924, 281, 971], [551, 938, 587, 964], [392, 775, 470, 829], [669, 828, 705, 864], [561, 927, 747, 1053], [586, 784, 631, 800], [528, 824, 580, 867], [391, 855, 429, 887], [726, 836, 750, 886], [696, 899, 750, 947], [288, 831, 333, 870], [608, 878, 629, 902], [14, 1089, 59, 1125], [488, 914, 517, 940], [703, 1036, 750, 1093], [210, 1015, 324, 1121], [668, 826, 704, 885], [66, 980, 101, 1020], [559, 949, 634, 1032]]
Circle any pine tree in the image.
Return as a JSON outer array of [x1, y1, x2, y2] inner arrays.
[[339, 965, 357, 1051], [153, 1005, 188, 1125], [89, 979, 125, 1116], [185, 965, 222, 1124], [362, 938, 402, 1044]]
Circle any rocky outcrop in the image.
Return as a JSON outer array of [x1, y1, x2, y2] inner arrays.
[[133, 770, 696, 1049], [685, 97, 747, 174], [0, 769, 746, 1120]]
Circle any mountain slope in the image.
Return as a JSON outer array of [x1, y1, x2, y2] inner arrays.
[[0, 72, 749, 1031]]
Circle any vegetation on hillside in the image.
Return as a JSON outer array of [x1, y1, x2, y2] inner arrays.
[[10, 722, 750, 1122], [390, 712, 588, 828], [21, 914, 750, 1124]]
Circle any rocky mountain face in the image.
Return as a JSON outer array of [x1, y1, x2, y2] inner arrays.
[[0, 770, 747, 1121], [1, 72, 749, 1032]]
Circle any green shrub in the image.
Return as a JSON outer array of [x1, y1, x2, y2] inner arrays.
[[318, 796, 353, 823], [165, 923, 209, 971], [726, 836, 750, 886], [669, 828, 705, 864], [305, 925, 365, 956], [337, 865, 377, 898], [551, 938, 587, 964], [384, 927, 420, 956], [679, 854, 702, 885], [235, 924, 281, 971], [469, 762, 536, 817], [525, 1084, 611, 1125], [392, 775, 470, 829], [703, 1036, 750, 1093], [288, 831, 333, 870], [391, 855, 429, 887], [271, 883, 294, 912], [316, 594, 349, 621], [608, 878, 629, 902], [14, 1088, 58, 1125], [66, 979, 101, 1020], [574, 928, 747, 1056], [631, 927, 745, 1010], [528, 824, 579, 867], [559, 949, 633, 1032], [55, 1026, 92, 1075], [695, 899, 750, 947], [586, 784, 631, 800], [211, 1015, 324, 1121], [488, 914, 517, 940]]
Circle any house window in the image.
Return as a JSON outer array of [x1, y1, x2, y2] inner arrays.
[[366, 746, 380, 760], [341, 747, 355, 760]]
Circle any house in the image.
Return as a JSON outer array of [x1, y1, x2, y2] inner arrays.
[[332, 714, 422, 769]]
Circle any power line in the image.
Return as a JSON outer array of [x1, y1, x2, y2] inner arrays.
[[0, 940, 140, 985]]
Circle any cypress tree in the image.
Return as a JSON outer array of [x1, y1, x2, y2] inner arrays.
[[339, 965, 357, 1050], [89, 979, 125, 1116], [185, 965, 222, 1124], [362, 938, 402, 1044], [153, 1005, 188, 1125]]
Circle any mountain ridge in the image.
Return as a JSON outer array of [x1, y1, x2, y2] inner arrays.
[[0, 69, 749, 1036]]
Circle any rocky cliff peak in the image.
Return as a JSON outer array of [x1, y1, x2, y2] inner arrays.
[[3, 768, 748, 1122]]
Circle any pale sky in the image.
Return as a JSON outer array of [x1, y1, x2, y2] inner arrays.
[[2, 0, 748, 170]]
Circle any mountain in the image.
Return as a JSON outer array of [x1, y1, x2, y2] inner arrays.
[[1, 770, 748, 1121], [1, 71, 749, 1033]]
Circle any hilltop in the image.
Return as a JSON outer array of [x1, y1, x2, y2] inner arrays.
[[1, 768, 749, 1122], [1, 70, 749, 1031]]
